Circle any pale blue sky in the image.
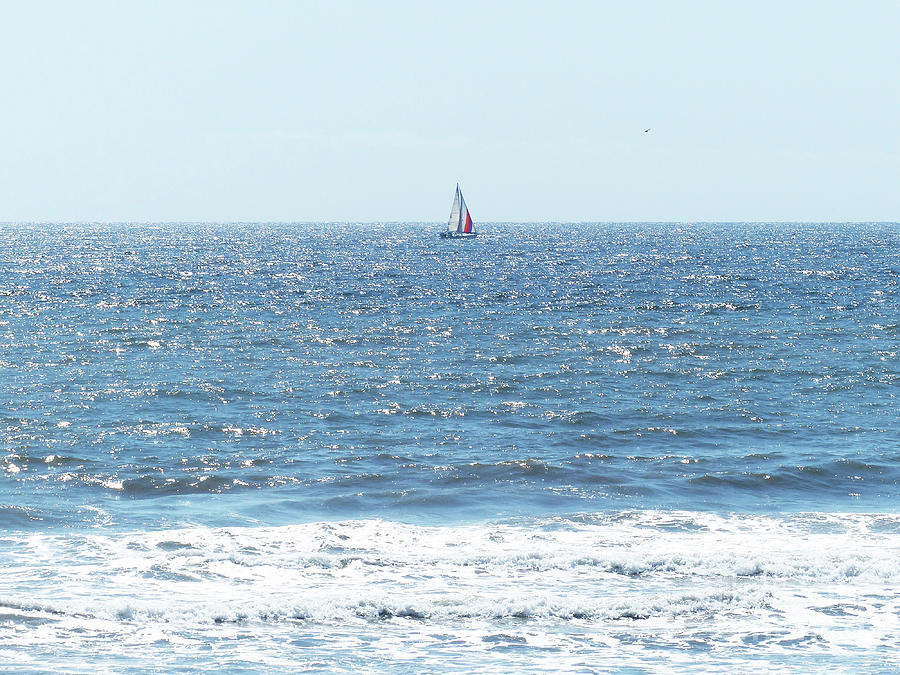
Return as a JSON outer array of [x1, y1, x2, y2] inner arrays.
[[0, 0, 897, 222]]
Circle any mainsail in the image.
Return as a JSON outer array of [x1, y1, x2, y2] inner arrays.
[[447, 187, 461, 232]]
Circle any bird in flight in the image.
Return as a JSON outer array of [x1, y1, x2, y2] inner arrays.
[[644, 128, 651, 133]]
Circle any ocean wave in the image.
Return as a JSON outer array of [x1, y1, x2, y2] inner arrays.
[[2, 588, 776, 627], [119, 474, 242, 497], [2, 512, 899, 674], [4, 513, 900, 618], [0, 505, 48, 528]]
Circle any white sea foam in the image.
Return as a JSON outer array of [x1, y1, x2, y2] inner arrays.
[[1, 512, 899, 671]]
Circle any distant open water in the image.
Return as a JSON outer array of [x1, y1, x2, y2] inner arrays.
[[1, 222, 898, 672]]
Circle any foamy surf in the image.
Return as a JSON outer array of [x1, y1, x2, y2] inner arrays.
[[2, 512, 898, 671]]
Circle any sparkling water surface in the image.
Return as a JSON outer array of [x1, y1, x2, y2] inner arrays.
[[1, 222, 898, 672]]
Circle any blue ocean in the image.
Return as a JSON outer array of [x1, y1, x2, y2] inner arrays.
[[1, 222, 898, 672]]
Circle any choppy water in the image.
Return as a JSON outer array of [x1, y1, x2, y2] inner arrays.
[[1, 222, 898, 672]]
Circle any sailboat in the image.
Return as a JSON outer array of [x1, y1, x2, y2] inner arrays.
[[439, 184, 477, 238]]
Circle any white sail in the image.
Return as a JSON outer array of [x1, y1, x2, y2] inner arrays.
[[447, 186, 461, 232]]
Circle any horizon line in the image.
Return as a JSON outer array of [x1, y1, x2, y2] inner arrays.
[[1, 220, 898, 226]]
